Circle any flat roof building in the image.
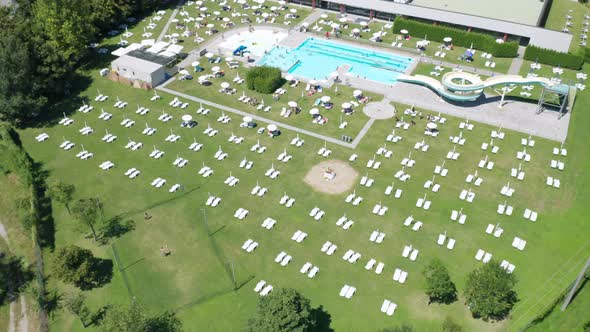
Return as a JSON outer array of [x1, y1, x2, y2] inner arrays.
[[111, 54, 167, 88]]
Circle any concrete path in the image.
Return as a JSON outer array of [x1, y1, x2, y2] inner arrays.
[[157, 0, 185, 42], [157, 79, 373, 149], [0, 223, 8, 244], [509, 58, 524, 75], [1, 222, 29, 332]]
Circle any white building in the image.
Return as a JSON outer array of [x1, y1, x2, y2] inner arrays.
[[111, 54, 167, 88]]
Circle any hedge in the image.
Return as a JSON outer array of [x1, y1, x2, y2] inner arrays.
[[585, 48, 590, 64], [392, 17, 519, 58], [524, 46, 584, 70], [246, 66, 285, 94]]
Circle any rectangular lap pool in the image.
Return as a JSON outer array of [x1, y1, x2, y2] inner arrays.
[[257, 38, 413, 84]]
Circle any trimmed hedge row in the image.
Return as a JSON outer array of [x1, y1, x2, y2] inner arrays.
[[246, 66, 285, 94], [524, 46, 584, 70], [392, 17, 519, 58], [584, 47, 590, 64]]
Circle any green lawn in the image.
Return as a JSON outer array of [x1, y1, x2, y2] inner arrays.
[[544, 0, 589, 53]]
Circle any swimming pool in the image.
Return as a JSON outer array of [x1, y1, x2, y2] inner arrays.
[[258, 38, 413, 84]]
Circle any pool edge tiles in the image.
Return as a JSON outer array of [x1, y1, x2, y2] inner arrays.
[[258, 38, 414, 85]]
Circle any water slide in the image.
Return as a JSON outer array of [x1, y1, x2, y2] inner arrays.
[[397, 71, 554, 102]]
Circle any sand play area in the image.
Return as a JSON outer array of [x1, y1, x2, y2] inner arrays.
[[218, 28, 287, 57], [304, 160, 358, 195]]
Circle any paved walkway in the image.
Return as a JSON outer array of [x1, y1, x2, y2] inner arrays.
[[157, 0, 185, 42], [508, 58, 524, 75], [157, 78, 373, 149]]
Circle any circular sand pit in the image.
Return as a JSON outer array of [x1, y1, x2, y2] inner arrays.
[[304, 160, 358, 195]]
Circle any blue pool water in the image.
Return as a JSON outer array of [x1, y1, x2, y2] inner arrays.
[[258, 38, 413, 84]]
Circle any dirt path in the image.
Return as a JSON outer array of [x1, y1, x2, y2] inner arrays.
[[1, 222, 29, 332]]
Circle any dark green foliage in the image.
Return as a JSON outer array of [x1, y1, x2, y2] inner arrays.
[[442, 316, 463, 332], [101, 301, 182, 332], [584, 319, 590, 331], [47, 181, 75, 212], [63, 291, 92, 327], [51, 245, 112, 290], [0, 255, 32, 304], [246, 66, 285, 94], [245, 288, 316, 332], [524, 45, 584, 70], [70, 198, 100, 241], [392, 17, 518, 57], [423, 258, 457, 304], [380, 324, 415, 332], [464, 261, 518, 321]]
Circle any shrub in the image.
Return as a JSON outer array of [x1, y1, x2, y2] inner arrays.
[[246, 66, 284, 94], [524, 46, 584, 70], [392, 17, 519, 57]]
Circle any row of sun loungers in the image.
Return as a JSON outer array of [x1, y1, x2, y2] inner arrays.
[[321, 241, 338, 255], [335, 215, 354, 230], [299, 262, 319, 278], [205, 195, 221, 207], [365, 259, 385, 274], [250, 184, 268, 196], [279, 194, 296, 208]]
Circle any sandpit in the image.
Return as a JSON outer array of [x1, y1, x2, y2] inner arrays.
[[304, 160, 358, 195]]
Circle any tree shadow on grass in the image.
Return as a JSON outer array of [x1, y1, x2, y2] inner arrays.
[[99, 216, 136, 245], [310, 305, 334, 332]]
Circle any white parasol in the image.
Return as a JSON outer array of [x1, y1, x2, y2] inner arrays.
[[182, 114, 193, 121], [353, 89, 363, 96], [288, 101, 298, 108], [321, 96, 331, 103], [220, 82, 230, 89], [342, 102, 352, 109], [309, 108, 320, 115]]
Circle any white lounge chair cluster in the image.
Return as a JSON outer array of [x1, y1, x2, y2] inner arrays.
[[491, 129, 505, 140], [150, 91, 161, 101], [403, 215, 423, 231], [254, 280, 273, 296], [203, 125, 218, 137], [149, 148, 165, 159], [264, 165, 280, 179], [449, 133, 466, 146], [384, 182, 403, 198], [224, 174, 239, 186], [94, 92, 108, 102], [214, 147, 228, 160], [510, 165, 526, 180], [274, 251, 292, 266], [415, 193, 432, 210], [317, 145, 332, 157], [250, 183, 268, 196], [188, 139, 203, 151], [395, 119, 411, 130], [375, 145, 393, 159], [516, 148, 532, 162], [120, 118, 135, 128], [59, 116, 74, 126], [400, 153, 416, 167], [169, 183, 181, 193], [450, 209, 467, 224], [196, 106, 211, 115], [385, 129, 403, 142], [481, 139, 500, 153], [552, 146, 568, 156], [228, 133, 244, 144], [205, 195, 222, 207], [500, 260, 516, 274], [475, 249, 493, 263], [478, 156, 494, 170], [365, 259, 385, 274], [169, 97, 189, 108], [366, 156, 382, 169], [114, 98, 128, 108], [75, 149, 94, 160], [394, 168, 411, 182], [523, 208, 538, 222], [238, 157, 253, 169], [434, 162, 449, 177], [158, 112, 173, 122], [78, 103, 94, 113], [198, 165, 214, 177], [339, 285, 356, 299], [290, 135, 305, 147], [99, 161, 114, 170], [497, 201, 514, 215], [124, 140, 143, 151], [485, 223, 504, 238], [60, 140, 75, 150], [500, 182, 515, 197], [135, 106, 149, 115], [423, 176, 441, 192], [380, 299, 398, 316], [35, 133, 49, 142], [371, 203, 388, 216], [345, 191, 363, 206], [79, 125, 94, 135], [98, 109, 113, 121], [392, 268, 408, 284], [437, 232, 456, 249], [402, 245, 419, 261], [279, 193, 296, 207], [261, 217, 277, 230], [165, 132, 181, 142], [142, 125, 157, 136], [124, 167, 141, 179], [459, 120, 474, 131], [217, 113, 231, 124], [234, 208, 249, 220], [336, 215, 354, 230], [512, 237, 527, 251], [300, 262, 319, 278], [546, 176, 561, 188], [369, 231, 386, 243], [413, 139, 429, 152], [291, 230, 308, 243], [359, 174, 375, 187], [446, 146, 460, 160], [250, 140, 267, 154], [277, 148, 293, 163], [342, 249, 361, 263], [150, 177, 167, 188], [321, 241, 338, 255], [550, 159, 566, 171], [309, 206, 325, 221], [241, 239, 258, 253]]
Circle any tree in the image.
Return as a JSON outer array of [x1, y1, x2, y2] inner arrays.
[[63, 291, 91, 327], [52, 245, 111, 290], [380, 324, 415, 332], [48, 181, 75, 213], [101, 301, 182, 332], [246, 288, 316, 332], [464, 261, 518, 321], [423, 258, 457, 304], [246, 66, 285, 94], [71, 198, 100, 242], [584, 319, 590, 332], [442, 316, 463, 332], [0, 255, 31, 304], [145, 311, 183, 332]]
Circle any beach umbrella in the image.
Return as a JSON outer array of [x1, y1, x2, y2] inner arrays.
[[353, 89, 363, 96], [222, 17, 230, 22], [179, 69, 190, 75], [206, 23, 215, 28], [342, 102, 351, 109], [290, 8, 297, 13], [331, 23, 340, 29], [200, 7, 208, 11], [220, 82, 230, 89], [360, 21, 368, 26], [213, 11, 220, 15], [262, 12, 269, 18], [191, 61, 200, 67], [427, 122, 438, 129], [373, 32, 382, 37], [225, 57, 234, 62], [288, 101, 298, 108], [495, 38, 505, 44], [182, 114, 193, 122], [302, 22, 309, 27], [243, 116, 253, 123], [278, 0, 286, 4], [352, 28, 360, 33], [443, 37, 452, 42], [285, 74, 294, 81], [205, 52, 214, 58], [267, 124, 278, 131], [196, 17, 203, 21], [320, 14, 328, 19], [309, 108, 320, 115], [270, 6, 277, 11], [400, 29, 408, 34], [321, 96, 331, 103], [211, 66, 221, 72], [339, 17, 347, 23], [196, 0, 203, 4]]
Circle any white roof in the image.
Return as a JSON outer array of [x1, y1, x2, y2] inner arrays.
[[111, 43, 143, 57], [159, 50, 177, 58], [165, 44, 184, 54], [146, 41, 170, 54], [112, 54, 164, 73], [141, 39, 156, 46]]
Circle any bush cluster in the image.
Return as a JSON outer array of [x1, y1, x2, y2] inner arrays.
[[524, 46, 584, 70], [246, 66, 285, 94], [392, 17, 519, 57]]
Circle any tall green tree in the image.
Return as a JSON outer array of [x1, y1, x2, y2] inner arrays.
[[0, 255, 31, 304], [31, 0, 96, 97], [63, 291, 91, 327], [464, 261, 518, 321], [71, 198, 100, 241], [101, 301, 182, 332], [48, 181, 75, 213], [52, 245, 110, 290], [246, 288, 316, 332], [423, 258, 457, 304]]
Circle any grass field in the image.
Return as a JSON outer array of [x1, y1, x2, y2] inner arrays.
[[544, 0, 589, 53]]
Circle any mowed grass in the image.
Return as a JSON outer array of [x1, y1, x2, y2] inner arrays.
[[15, 60, 590, 332], [544, 0, 589, 53]]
